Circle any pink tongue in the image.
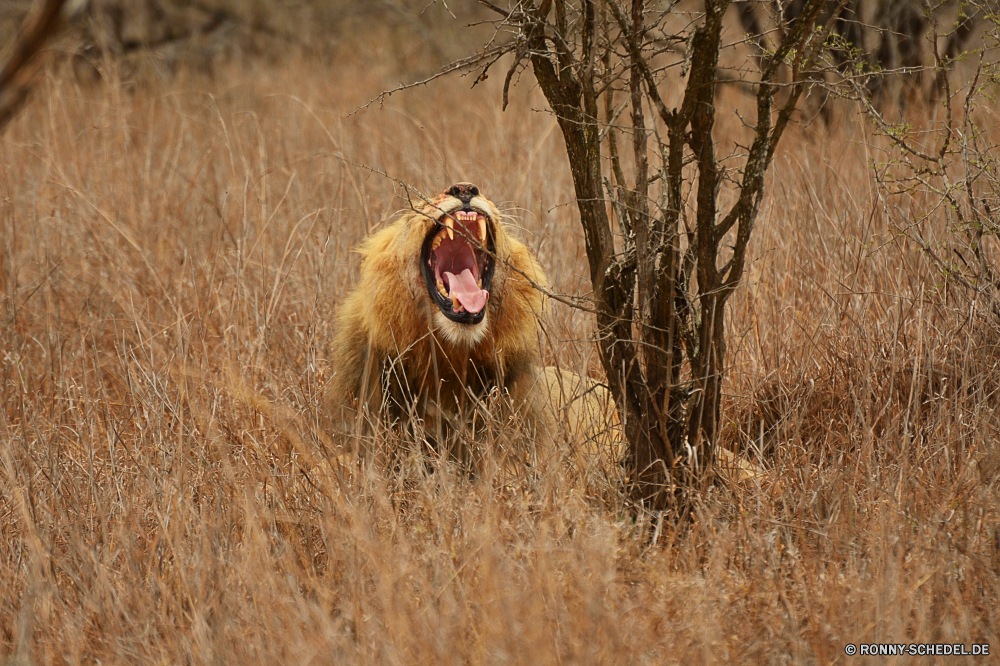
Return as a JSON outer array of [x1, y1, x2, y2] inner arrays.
[[444, 269, 488, 314]]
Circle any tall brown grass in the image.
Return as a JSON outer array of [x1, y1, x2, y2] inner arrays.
[[0, 50, 997, 664]]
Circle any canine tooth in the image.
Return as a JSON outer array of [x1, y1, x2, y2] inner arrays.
[[477, 216, 486, 243], [450, 293, 461, 311], [444, 217, 454, 240]]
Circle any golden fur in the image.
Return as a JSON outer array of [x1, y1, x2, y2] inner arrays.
[[527, 366, 625, 475]]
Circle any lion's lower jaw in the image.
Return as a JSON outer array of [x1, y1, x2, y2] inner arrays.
[[433, 310, 490, 347]]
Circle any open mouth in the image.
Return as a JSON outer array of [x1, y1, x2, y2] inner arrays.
[[421, 209, 495, 325]]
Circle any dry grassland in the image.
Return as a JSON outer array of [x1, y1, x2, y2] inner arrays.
[[0, 48, 998, 664]]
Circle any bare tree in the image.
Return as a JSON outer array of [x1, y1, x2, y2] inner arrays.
[[469, 0, 838, 508], [850, 0, 1000, 328]]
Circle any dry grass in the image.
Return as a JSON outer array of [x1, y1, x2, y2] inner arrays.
[[0, 47, 998, 665]]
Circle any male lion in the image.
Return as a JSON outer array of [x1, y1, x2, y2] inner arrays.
[[328, 183, 619, 472]]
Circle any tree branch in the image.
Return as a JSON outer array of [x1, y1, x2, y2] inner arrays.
[[0, 0, 68, 134]]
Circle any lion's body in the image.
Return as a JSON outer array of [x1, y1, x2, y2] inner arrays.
[[328, 188, 548, 443], [527, 366, 625, 474]]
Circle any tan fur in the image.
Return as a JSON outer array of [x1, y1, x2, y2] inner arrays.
[[328, 186, 548, 445], [527, 366, 625, 475]]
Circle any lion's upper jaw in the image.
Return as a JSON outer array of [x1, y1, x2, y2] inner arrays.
[[424, 194, 501, 220]]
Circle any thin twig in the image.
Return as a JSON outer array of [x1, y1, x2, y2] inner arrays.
[[349, 42, 516, 116]]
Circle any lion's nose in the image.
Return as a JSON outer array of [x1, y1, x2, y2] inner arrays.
[[447, 183, 480, 202]]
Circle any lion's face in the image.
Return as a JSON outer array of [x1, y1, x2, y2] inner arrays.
[[416, 183, 501, 345]]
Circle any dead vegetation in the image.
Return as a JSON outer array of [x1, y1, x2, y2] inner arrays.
[[0, 16, 998, 665]]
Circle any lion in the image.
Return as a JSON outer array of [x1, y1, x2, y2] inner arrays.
[[327, 183, 620, 474]]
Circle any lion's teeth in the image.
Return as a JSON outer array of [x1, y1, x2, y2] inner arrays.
[[437, 280, 447, 297], [477, 216, 486, 243], [450, 293, 462, 311], [431, 234, 443, 250], [444, 217, 454, 240], [477, 279, 482, 288]]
